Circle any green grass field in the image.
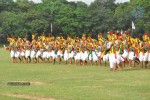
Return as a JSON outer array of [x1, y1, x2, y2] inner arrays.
[[0, 47, 150, 100]]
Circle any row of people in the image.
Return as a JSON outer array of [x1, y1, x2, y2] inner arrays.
[[5, 32, 150, 71]]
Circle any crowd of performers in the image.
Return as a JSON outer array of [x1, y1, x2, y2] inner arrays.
[[5, 32, 150, 71]]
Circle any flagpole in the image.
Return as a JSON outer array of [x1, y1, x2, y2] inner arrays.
[[51, 23, 53, 33], [131, 24, 133, 37], [132, 21, 135, 37]]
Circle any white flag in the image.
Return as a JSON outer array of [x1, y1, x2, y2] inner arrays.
[[132, 21, 135, 30], [121, 30, 123, 34]]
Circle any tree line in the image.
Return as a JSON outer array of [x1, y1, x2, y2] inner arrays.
[[0, 0, 150, 39]]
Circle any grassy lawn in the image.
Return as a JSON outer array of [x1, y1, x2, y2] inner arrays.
[[0, 47, 150, 100]]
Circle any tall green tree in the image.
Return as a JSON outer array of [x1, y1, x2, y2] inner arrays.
[[130, 0, 150, 33], [0, 0, 149, 38], [0, 0, 15, 12], [114, 2, 132, 31], [0, 11, 27, 37], [89, 0, 116, 34]]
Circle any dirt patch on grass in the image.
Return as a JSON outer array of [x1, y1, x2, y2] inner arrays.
[[9, 81, 48, 86], [30, 82, 47, 86], [141, 92, 150, 95], [3, 94, 55, 100]]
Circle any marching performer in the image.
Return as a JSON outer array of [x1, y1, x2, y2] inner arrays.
[[109, 43, 123, 72], [10, 44, 16, 63], [81, 47, 88, 66], [30, 43, 37, 63], [121, 41, 129, 67], [20, 45, 25, 63]]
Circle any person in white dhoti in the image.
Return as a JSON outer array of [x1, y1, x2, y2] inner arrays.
[[30, 45, 37, 63], [81, 47, 88, 66], [25, 41, 31, 63], [10, 45, 16, 63]]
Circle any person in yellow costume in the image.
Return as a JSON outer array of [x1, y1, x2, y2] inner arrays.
[[6, 36, 17, 63], [143, 41, 149, 68], [46, 42, 53, 63], [36, 40, 43, 63], [30, 42, 37, 63], [148, 40, 150, 65], [108, 42, 123, 72], [68, 42, 75, 65], [14, 40, 21, 63], [63, 44, 70, 64], [25, 40, 31, 63]]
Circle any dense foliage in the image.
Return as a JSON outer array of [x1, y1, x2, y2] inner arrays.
[[0, 0, 149, 38]]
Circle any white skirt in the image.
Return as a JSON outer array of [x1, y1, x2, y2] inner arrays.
[[109, 53, 115, 68], [122, 50, 129, 58], [42, 51, 47, 58], [97, 52, 102, 58], [128, 51, 135, 60], [116, 54, 122, 63], [31, 50, 36, 59], [51, 50, 57, 59], [10, 50, 15, 58], [143, 52, 149, 61], [148, 53, 150, 61], [88, 52, 93, 61], [81, 51, 88, 61], [25, 50, 31, 58], [64, 50, 69, 61], [121, 50, 128, 61], [109, 53, 121, 65], [20, 51, 25, 56], [47, 51, 52, 58], [74, 52, 81, 60], [139, 52, 144, 62], [36, 50, 42, 58], [15, 51, 20, 58], [57, 50, 63, 57], [103, 54, 109, 61], [69, 51, 74, 59], [92, 52, 98, 61]]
